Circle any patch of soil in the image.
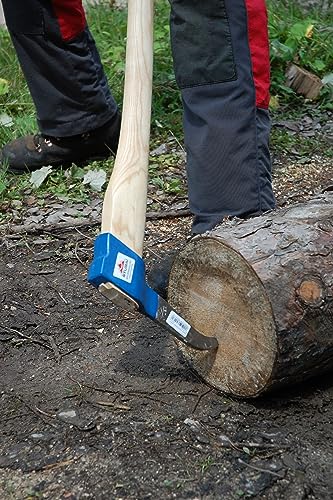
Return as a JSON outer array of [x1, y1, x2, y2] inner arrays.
[[0, 216, 332, 499]]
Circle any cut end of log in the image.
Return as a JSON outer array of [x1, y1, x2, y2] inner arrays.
[[168, 237, 277, 397]]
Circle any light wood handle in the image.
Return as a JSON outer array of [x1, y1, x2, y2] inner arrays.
[[101, 0, 154, 256]]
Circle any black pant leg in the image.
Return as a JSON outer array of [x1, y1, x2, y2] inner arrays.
[[169, 0, 276, 233], [2, 0, 118, 137]]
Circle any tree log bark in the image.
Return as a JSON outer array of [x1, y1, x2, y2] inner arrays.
[[168, 193, 333, 397]]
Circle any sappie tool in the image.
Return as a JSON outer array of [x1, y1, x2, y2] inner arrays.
[[88, 0, 218, 352]]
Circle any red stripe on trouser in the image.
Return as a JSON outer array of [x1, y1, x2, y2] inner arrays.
[[244, 0, 270, 109], [51, 0, 86, 42]]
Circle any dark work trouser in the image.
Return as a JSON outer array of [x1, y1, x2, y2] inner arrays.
[[2, 0, 275, 232], [169, 0, 275, 231], [2, 0, 118, 137]]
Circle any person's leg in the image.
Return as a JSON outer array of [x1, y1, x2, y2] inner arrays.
[[2, 0, 118, 136], [1, 0, 120, 172], [169, 0, 276, 234], [149, 0, 276, 296]]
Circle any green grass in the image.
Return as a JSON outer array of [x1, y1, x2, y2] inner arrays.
[[0, 0, 332, 215], [271, 126, 333, 158], [267, 0, 333, 105]]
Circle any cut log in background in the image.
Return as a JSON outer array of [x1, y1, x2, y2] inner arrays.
[[168, 193, 333, 398], [285, 63, 323, 100]]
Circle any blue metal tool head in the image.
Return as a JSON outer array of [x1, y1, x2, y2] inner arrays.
[[88, 233, 218, 351], [88, 233, 158, 319]]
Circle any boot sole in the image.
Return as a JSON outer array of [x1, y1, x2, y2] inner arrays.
[[7, 154, 113, 175]]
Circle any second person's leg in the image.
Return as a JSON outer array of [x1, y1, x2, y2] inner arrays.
[[1, 0, 120, 172], [169, 0, 276, 234]]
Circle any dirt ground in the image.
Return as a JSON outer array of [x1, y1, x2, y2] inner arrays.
[[1, 157, 333, 499]]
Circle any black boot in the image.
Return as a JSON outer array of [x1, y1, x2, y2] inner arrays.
[[1, 112, 121, 174]]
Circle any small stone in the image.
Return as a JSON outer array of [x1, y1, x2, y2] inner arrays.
[[195, 433, 210, 445], [64, 207, 80, 217], [25, 215, 44, 225], [30, 432, 53, 442], [46, 212, 62, 224], [57, 409, 96, 431], [218, 434, 232, 446], [11, 200, 22, 209], [151, 143, 168, 156], [184, 418, 201, 433], [57, 409, 77, 422], [31, 433, 45, 439], [27, 207, 40, 215]]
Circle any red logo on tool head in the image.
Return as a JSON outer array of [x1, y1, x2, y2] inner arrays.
[[118, 260, 125, 274]]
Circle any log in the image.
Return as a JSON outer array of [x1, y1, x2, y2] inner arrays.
[[168, 193, 333, 397], [285, 63, 323, 100]]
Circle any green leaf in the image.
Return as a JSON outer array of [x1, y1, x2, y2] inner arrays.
[[284, 37, 298, 51], [270, 39, 294, 61], [30, 166, 53, 189], [322, 73, 333, 86], [83, 169, 106, 192], [70, 165, 86, 180], [165, 178, 183, 194], [0, 78, 9, 96], [290, 21, 314, 41], [311, 59, 326, 72], [0, 113, 14, 128]]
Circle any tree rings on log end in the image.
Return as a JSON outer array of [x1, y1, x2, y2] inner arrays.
[[168, 236, 277, 398]]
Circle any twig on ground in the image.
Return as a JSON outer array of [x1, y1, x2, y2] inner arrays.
[[45, 285, 68, 304], [238, 458, 285, 478], [34, 406, 57, 419], [1, 209, 191, 236], [30, 270, 56, 275], [67, 375, 84, 404], [11, 394, 57, 428], [218, 435, 289, 452], [74, 241, 86, 267], [168, 129, 186, 153], [66, 377, 182, 406], [66, 376, 130, 410], [42, 335, 62, 363], [57, 290, 68, 304], [74, 227, 94, 240], [40, 457, 78, 471], [61, 348, 81, 358], [0, 325, 53, 351], [192, 388, 213, 414], [87, 399, 131, 411]]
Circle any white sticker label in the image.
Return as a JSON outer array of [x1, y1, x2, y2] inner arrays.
[[166, 311, 191, 338], [113, 252, 135, 283]]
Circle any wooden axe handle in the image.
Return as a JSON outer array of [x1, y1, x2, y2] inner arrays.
[[101, 0, 154, 256]]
